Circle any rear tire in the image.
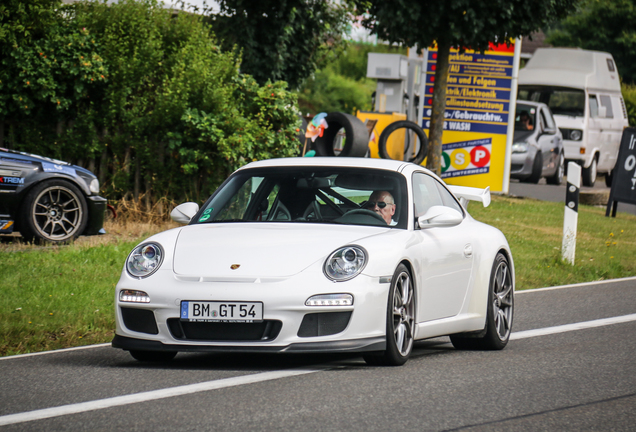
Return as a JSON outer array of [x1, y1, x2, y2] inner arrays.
[[364, 264, 415, 366], [582, 157, 597, 187], [450, 253, 513, 350], [604, 170, 613, 188], [130, 350, 177, 362]]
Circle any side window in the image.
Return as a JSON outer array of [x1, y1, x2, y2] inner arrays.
[[412, 173, 463, 218], [412, 173, 443, 218], [539, 110, 547, 131], [589, 95, 599, 118], [599, 95, 614, 119], [542, 108, 556, 131]]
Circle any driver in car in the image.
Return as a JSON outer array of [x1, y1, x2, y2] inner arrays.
[[366, 190, 397, 225]]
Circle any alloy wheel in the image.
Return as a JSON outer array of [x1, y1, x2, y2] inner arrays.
[[492, 260, 513, 341], [392, 271, 415, 356], [32, 186, 84, 241]]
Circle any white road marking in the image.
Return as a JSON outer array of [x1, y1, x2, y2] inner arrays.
[[515, 276, 636, 294], [510, 313, 636, 340], [2, 313, 636, 426], [0, 368, 325, 427], [0, 343, 111, 362]]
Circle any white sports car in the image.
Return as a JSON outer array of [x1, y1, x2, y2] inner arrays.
[[113, 157, 514, 366]]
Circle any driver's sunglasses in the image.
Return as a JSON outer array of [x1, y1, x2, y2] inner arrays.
[[366, 201, 391, 209]]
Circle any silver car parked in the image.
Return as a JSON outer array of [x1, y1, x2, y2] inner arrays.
[[510, 101, 564, 184]]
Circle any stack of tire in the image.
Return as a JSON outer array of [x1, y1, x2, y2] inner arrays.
[[308, 113, 428, 165], [311, 112, 369, 158]]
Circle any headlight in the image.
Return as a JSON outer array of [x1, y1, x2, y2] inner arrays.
[[560, 128, 583, 141], [89, 178, 100, 194], [126, 243, 164, 278], [324, 246, 367, 281], [512, 142, 528, 153], [569, 129, 582, 141]]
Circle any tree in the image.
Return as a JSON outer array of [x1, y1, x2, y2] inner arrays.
[[354, 0, 577, 175], [546, 0, 636, 85], [2, 0, 302, 209], [207, 0, 354, 89]]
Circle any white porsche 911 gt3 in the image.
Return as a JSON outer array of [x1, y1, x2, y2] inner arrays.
[[113, 157, 514, 366]]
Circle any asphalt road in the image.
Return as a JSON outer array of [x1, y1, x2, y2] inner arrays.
[[508, 178, 636, 216], [1, 278, 635, 431]]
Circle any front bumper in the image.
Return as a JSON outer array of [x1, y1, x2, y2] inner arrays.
[[114, 267, 390, 354], [112, 334, 385, 354], [510, 150, 536, 179], [84, 195, 107, 235]]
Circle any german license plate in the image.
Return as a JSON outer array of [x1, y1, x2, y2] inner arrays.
[[180, 301, 263, 322]]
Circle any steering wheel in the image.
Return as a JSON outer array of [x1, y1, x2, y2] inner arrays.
[[343, 208, 387, 224]]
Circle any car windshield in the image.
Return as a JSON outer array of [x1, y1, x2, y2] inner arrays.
[[194, 166, 408, 229], [514, 104, 537, 131], [518, 86, 585, 117]]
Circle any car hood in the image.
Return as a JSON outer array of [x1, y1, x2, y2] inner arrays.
[[0, 149, 96, 178], [172, 223, 389, 278]]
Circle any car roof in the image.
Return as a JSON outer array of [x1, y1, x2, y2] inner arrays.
[[237, 157, 447, 186], [240, 157, 412, 172]]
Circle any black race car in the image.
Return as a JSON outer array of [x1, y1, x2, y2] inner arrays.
[[0, 148, 107, 243]]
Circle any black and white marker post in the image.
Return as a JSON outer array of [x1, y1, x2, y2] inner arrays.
[[562, 162, 581, 265]]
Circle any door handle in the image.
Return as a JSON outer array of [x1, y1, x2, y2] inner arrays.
[[463, 244, 473, 258]]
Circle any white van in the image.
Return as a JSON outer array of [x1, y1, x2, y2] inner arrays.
[[518, 48, 629, 186]]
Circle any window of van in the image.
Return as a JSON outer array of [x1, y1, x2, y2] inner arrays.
[[600, 95, 614, 118], [518, 86, 585, 117], [589, 95, 599, 118]]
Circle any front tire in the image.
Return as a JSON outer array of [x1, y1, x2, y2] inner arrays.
[[450, 253, 514, 350], [582, 157, 597, 187], [524, 153, 542, 184], [19, 180, 88, 243], [364, 264, 415, 366]]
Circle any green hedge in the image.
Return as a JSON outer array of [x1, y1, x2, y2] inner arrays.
[[622, 83, 636, 127], [1, 0, 301, 206]]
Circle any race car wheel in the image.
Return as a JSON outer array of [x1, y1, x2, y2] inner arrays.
[[450, 252, 514, 350], [130, 350, 177, 362], [20, 180, 88, 243], [364, 264, 415, 366]]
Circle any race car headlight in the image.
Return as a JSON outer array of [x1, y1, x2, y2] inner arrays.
[[324, 246, 367, 281], [126, 243, 164, 278], [512, 142, 528, 153], [89, 178, 100, 194], [306, 294, 353, 306], [119, 289, 150, 303]]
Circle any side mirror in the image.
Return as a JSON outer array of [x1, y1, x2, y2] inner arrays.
[[417, 206, 463, 229], [170, 202, 200, 224]]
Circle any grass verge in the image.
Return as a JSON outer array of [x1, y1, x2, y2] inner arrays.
[[1, 198, 635, 356]]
